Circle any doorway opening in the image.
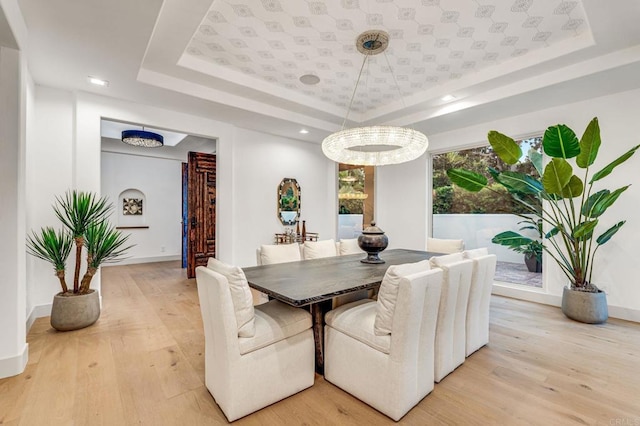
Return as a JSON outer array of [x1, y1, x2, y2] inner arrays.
[[100, 118, 216, 277]]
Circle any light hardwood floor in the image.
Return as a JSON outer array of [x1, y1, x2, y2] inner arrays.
[[2, 261, 639, 425]]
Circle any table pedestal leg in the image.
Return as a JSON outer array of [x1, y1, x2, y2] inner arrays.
[[310, 300, 332, 374]]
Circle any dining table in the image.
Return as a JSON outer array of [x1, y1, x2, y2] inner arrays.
[[242, 248, 440, 373]]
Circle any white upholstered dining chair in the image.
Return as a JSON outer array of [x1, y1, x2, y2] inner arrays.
[[256, 243, 302, 265], [430, 253, 473, 380], [301, 239, 338, 259], [427, 237, 465, 254], [324, 261, 443, 421], [196, 259, 315, 421], [337, 238, 362, 255], [463, 248, 497, 356], [254, 243, 303, 304]]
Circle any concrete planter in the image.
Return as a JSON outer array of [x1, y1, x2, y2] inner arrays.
[[50, 290, 100, 331], [561, 286, 608, 324]]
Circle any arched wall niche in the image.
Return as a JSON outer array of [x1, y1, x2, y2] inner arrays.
[[117, 188, 147, 228]]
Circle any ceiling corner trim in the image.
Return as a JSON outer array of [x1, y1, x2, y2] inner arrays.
[[177, 53, 355, 120], [137, 67, 339, 133]]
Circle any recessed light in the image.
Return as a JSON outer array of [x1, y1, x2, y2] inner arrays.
[[441, 94, 456, 102], [299, 129, 309, 134], [299, 74, 320, 85], [88, 76, 109, 87]]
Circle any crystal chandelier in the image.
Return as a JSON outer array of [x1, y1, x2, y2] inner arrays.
[[322, 30, 428, 166], [121, 128, 164, 148]]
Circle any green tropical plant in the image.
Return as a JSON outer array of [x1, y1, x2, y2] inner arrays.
[[447, 117, 639, 292], [26, 190, 132, 295], [26, 227, 74, 293], [492, 216, 544, 265]]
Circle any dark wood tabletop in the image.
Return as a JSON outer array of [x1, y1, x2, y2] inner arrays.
[[243, 248, 439, 307]]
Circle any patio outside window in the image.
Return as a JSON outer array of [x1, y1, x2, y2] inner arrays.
[[431, 137, 543, 288]]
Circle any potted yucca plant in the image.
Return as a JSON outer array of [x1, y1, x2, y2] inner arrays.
[[447, 117, 638, 323], [26, 190, 132, 331]]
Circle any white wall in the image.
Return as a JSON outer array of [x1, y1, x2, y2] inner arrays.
[[434, 214, 538, 263], [0, 45, 28, 378], [376, 153, 428, 251], [22, 90, 233, 322], [24, 89, 337, 320], [25, 87, 74, 318], [230, 127, 336, 267], [101, 152, 183, 263], [426, 88, 640, 321]]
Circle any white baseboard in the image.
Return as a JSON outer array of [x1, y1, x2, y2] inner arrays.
[[492, 281, 640, 323], [607, 305, 640, 323], [103, 254, 181, 266], [492, 281, 562, 307], [26, 303, 52, 331], [0, 343, 28, 379]]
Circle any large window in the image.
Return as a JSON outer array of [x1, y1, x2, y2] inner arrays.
[[432, 137, 543, 287]]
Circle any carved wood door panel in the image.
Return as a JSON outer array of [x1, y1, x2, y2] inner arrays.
[[187, 152, 216, 278]]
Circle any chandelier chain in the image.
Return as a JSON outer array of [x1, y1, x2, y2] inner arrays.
[[383, 51, 407, 111], [342, 49, 369, 130]]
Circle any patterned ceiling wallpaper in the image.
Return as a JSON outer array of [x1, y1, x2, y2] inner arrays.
[[186, 0, 587, 113]]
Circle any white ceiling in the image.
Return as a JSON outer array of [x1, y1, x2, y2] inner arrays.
[[14, 0, 640, 143], [187, 0, 588, 115]]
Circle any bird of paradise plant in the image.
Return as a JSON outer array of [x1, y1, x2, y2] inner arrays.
[[447, 117, 638, 292]]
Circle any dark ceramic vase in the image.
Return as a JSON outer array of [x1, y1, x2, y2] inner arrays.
[[524, 254, 542, 273], [358, 222, 388, 264]]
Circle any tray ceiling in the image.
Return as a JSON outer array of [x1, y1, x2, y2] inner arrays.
[[185, 0, 588, 114], [17, 0, 640, 141]]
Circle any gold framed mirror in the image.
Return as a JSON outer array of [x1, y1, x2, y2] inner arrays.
[[278, 178, 301, 225]]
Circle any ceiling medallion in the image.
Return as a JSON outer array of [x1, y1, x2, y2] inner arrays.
[[321, 30, 428, 166], [356, 30, 389, 55]]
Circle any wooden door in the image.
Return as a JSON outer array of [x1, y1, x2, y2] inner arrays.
[[181, 162, 187, 268], [187, 152, 216, 278]]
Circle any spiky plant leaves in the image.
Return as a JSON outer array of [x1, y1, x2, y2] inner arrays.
[[26, 227, 72, 293], [80, 220, 132, 293], [53, 190, 113, 292]]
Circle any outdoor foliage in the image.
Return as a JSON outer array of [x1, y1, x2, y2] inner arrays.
[[433, 138, 541, 214], [447, 118, 639, 291], [338, 168, 366, 214]]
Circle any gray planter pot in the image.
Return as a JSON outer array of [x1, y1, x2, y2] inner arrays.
[[50, 289, 100, 331], [561, 286, 608, 324]]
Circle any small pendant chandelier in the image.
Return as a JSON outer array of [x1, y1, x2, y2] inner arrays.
[[121, 127, 164, 148], [322, 30, 428, 166]]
